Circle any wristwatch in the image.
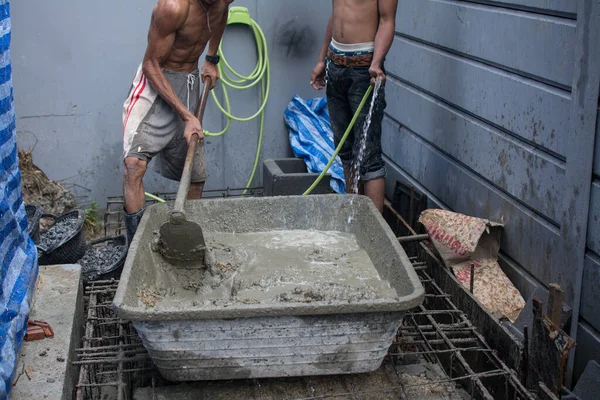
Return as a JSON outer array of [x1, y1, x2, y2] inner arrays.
[[206, 55, 220, 65]]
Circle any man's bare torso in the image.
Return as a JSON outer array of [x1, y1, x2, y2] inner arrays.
[[332, 0, 380, 44], [157, 0, 228, 72]]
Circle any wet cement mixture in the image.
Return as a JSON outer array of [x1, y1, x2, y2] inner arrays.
[[79, 243, 125, 273], [139, 230, 399, 309], [38, 218, 79, 249]]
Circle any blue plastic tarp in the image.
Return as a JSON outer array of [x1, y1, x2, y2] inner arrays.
[[0, 2, 39, 397], [284, 95, 346, 194]]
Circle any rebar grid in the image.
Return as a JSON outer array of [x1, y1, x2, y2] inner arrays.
[[77, 199, 534, 399], [74, 280, 157, 400], [104, 187, 263, 237], [391, 251, 536, 400], [74, 257, 533, 400]]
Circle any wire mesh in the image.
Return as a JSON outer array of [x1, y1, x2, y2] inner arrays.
[[74, 280, 159, 400]]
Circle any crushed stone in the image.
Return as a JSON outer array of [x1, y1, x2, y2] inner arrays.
[[79, 243, 125, 273], [38, 218, 79, 249]]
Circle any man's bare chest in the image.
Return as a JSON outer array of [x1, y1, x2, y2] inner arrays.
[[176, 8, 224, 46]]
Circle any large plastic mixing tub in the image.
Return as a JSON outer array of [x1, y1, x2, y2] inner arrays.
[[113, 195, 424, 381]]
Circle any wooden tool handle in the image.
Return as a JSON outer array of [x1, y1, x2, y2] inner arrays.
[[172, 83, 210, 223]]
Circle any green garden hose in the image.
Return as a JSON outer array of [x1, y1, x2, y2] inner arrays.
[[302, 85, 374, 196], [144, 192, 166, 203], [205, 6, 270, 195]]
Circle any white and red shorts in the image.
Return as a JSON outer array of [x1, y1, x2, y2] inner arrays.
[[122, 64, 207, 183]]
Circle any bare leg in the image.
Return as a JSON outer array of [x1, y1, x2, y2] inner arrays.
[[344, 168, 365, 194], [188, 182, 205, 200], [123, 157, 147, 213], [343, 168, 353, 193], [123, 157, 148, 244], [364, 177, 385, 213]]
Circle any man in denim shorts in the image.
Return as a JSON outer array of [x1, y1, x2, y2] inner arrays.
[[310, 0, 398, 213]]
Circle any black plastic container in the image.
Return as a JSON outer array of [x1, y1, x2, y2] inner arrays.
[[37, 210, 86, 265], [79, 235, 128, 282]]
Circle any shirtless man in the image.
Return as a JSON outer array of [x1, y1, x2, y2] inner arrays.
[[310, 0, 398, 213], [122, 0, 234, 244]]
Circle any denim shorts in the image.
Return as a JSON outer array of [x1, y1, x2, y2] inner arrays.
[[325, 60, 387, 181]]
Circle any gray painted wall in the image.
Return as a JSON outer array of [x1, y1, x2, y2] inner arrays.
[[12, 0, 330, 205], [381, 0, 600, 384]]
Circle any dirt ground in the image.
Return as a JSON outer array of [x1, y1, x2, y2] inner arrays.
[[133, 361, 470, 400], [19, 149, 105, 241], [19, 150, 76, 215]]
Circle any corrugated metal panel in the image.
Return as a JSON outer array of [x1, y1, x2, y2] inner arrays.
[[588, 181, 600, 254], [581, 253, 600, 332], [386, 37, 570, 157], [384, 4, 572, 291], [574, 322, 600, 383], [478, 1, 576, 15], [386, 78, 565, 222], [396, 0, 576, 87], [594, 108, 600, 176], [385, 0, 600, 382], [381, 118, 561, 289]]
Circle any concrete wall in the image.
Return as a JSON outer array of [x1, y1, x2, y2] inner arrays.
[[11, 0, 330, 205], [381, 0, 600, 384]]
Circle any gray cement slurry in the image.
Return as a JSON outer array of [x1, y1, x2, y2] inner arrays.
[[138, 230, 398, 309]]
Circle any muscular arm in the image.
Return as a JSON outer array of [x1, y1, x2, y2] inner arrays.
[[371, 0, 398, 70], [316, 13, 333, 63], [309, 9, 333, 90], [207, 8, 228, 57], [142, 0, 194, 122]]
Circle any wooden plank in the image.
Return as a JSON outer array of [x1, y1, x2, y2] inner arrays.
[[396, 0, 576, 87], [381, 117, 568, 295], [385, 78, 565, 222], [470, 0, 576, 16], [547, 284, 565, 327], [385, 36, 571, 156], [526, 298, 575, 396], [581, 253, 600, 332], [587, 181, 600, 254]]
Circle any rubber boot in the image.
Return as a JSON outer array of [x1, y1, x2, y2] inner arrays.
[[124, 208, 144, 247]]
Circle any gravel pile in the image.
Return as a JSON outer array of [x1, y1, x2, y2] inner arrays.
[[79, 243, 126, 272], [39, 218, 79, 249]]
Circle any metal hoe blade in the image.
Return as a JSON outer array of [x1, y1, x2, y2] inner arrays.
[[158, 215, 206, 264]]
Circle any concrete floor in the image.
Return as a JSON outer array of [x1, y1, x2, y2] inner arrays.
[[133, 361, 470, 400], [10, 264, 83, 400]]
